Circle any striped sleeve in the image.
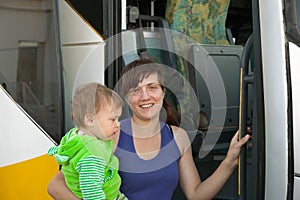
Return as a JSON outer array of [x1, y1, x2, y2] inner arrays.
[[76, 156, 106, 200]]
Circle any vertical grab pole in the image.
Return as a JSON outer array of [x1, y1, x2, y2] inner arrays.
[[238, 33, 254, 200], [238, 67, 247, 200], [238, 67, 244, 196]]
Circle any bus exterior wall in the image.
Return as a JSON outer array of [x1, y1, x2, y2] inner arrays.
[[258, 0, 290, 199], [57, 1, 106, 132]]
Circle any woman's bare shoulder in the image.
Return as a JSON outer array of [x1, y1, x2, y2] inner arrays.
[[169, 125, 191, 154]]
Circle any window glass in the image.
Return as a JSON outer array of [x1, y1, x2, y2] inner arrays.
[[285, 0, 300, 44], [68, 0, 104, 37], [0, 1, 63, 143], [297, 0, 300, 30]]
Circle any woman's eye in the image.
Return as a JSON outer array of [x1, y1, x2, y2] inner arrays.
[[148, 84, 159, 90], [133, 88, 140, 94], [129, 87, 139, 95]]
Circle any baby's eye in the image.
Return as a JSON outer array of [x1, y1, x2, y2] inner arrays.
[[111, 117, 118, 121]]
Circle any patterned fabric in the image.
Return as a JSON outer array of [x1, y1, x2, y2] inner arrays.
[[77, 156, 107, 199], [165, 0, 230, 75], [166, 0, 230, 45], [163, 0, 230, 125]]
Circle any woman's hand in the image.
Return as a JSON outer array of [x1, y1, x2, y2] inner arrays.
[[224, 131, 250, 168]]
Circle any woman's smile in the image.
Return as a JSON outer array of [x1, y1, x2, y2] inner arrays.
[[127, 73, 165, 124], [140, 103, 154, 108]]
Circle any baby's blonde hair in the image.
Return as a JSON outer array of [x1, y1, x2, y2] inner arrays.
[[71, 83, 122, 128]]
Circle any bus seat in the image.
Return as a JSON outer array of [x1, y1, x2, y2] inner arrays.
[[121, 14, 181, 116], [122, 14, 178, 67], [138, 15, 178, 69], [121, 30, 140, 66], [165, 0, 230, 45], [188, 44, 243, 151], [165, 0, 231, 78]]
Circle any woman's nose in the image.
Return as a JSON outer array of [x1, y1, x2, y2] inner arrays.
[[140, 88, 150, 98]]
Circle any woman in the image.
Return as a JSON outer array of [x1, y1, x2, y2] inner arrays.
[[48, 57, 250, 200]]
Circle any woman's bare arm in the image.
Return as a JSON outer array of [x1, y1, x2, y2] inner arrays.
[[176, 129, 250, 200], [47, 171, 81, 200]]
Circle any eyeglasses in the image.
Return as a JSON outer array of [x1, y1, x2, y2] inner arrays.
[[128, 83, 162, 97]]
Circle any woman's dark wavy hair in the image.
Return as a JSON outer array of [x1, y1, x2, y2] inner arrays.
[[118, 56, 180, 126]]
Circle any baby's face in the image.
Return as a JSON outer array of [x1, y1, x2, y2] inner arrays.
[[93, 105, 122, 140]]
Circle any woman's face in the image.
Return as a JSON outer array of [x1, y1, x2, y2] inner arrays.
[[126, 73, 165, 123]]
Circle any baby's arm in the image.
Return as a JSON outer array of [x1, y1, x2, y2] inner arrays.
[[77, 156, 106, 200]]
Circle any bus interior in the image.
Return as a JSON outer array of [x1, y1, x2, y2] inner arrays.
[[0, 0, 256, 199], [65, 0, 256, 199]]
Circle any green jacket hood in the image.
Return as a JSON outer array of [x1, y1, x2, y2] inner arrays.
[[58, 127, 94, 165]]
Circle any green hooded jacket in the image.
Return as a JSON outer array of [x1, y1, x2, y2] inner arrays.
[[49, 127, 121, 199]]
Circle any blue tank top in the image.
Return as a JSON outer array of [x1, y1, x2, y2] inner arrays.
[[115, 119, 181, 200]]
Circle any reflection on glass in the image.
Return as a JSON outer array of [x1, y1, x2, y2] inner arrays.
[[0, 0, 63, 143]]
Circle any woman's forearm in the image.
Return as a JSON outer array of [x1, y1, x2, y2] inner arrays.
[[47, 171, 81, 200]]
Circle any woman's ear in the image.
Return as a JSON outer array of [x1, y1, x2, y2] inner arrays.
[[84, 113, 94, 127], [163, 87, 166, 96]]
